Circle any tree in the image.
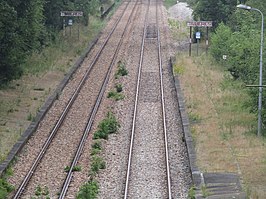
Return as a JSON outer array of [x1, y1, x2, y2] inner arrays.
[[192, 0, 237, 28], [0, 1, 24, 83]]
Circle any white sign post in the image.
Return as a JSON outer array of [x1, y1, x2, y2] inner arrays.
[[60, 11, 83, 39], [196, 32, 201, 56]]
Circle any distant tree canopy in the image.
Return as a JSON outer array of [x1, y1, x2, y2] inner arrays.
[[192, 0, 237, 28], [191, 0, 266, 132], [0, 0, 101, 84]]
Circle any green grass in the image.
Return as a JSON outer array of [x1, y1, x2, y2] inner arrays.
[[0, 178, 14, 198], [188, 185, 196, 199]]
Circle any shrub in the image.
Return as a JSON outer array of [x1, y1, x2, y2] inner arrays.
[[115, 61, 128, 78], [77, 180, 99, 199], [90, 155, 106, 175], [93, 112, 120, 139], [0, 178, 14, 198]]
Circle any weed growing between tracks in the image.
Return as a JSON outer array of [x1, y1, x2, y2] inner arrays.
[[174, 53, 266, 198], [77, 60, 127, 198], [77, 111, 119, 198]]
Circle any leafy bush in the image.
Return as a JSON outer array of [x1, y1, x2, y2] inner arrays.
[[77, 180, 99, 199], [90, 155, 106, 175], [64, 165, 82, 172], [115, 61, 128, 78], [93, 112, 120, 139], [0, 178, 14, 198], [115, 84, 123, 93], [107, 90, 124, 101], [91, 141, 102, 155], [210, 16, 266, 134]]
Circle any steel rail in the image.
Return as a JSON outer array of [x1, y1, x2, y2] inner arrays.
[[13, 2, 130, 198], [123, 0, 150, 198], [59, 1, 139, 198], [156, 1, 172, 198], [124, 0, 172, 198]]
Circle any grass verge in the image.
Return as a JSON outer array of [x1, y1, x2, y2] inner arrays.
[[0, 16, 105, 164], [174, 53, 266, 198]]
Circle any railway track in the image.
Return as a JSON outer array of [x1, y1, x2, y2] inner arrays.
[[12, 1, 139, 198], [123, 0, 172, 198]]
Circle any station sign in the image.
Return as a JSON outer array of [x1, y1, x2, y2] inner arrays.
[[60, 11, 83, 17], [187, 21, 213, 27]]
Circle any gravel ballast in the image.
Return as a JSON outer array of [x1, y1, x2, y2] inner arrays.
[[7, 0, 192, 198]]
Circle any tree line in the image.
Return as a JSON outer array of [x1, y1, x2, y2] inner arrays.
[[187, 0, 266, 133], [0, 0, 104, 84]]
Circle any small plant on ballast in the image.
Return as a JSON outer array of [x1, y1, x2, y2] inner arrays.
[[91, 140, 102, 155], [93, 111, 120, 140], [107, 90, 124, 101], [64, 165, 82, 172], [76, 180, 99, 199], [115, 60, 128, 78], [115, 83, 123, 92], [90, 155, 106, 176]]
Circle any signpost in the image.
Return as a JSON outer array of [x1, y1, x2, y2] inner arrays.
[[195, 32, 201, 56], [60, 11, 83, 39], [187, 21, 213, 56]]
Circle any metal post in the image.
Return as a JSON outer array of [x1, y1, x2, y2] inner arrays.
[[253, 8, 264, 136], [206, 27, 209, 55], [197, 38, 199, 56], [237, 5, 264, 136], [63, 18, 66, 36]]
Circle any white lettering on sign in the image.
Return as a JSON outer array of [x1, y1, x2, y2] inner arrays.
[[60, 11, 83, 17], [187, 21, 213, 27]]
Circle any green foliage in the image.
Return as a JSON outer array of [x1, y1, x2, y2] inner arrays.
[[188, 185, 196, 199], [209, 1, 266, 134], [64, 165, 82, 172], [107, 90, 124, 101], [115, 84, 123, 93], [77, 180, 99, 199], [192, 0, 237, 29], [93, 112, 120, 139], [35, 185, 50, 197], [0, 178, 14, 198], [90, 155, 106, 175], [115, 61, 128, 78], [201, 185, 210, 197], [0, 0, 102, 85], [91, 141, 102, 155], [0, 1, 24, 84]]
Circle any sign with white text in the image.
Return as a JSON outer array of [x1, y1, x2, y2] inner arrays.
[[187, 21, 213, 27], [60, 11, 83, 17]]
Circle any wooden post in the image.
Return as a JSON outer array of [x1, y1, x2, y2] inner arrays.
[[206, 27, 209, 55], [189, 26, 192, 56]]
